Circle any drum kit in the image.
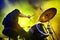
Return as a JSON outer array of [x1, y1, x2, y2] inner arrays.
[[39, 8, 57, 40], [2, 8, 57, 40], [29, 8, 57, 40]]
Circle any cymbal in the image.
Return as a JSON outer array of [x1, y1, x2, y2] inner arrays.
[[39, 8, 57, 22]]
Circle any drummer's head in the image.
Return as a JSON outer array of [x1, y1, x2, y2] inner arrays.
[[13, 9, 20, 14]]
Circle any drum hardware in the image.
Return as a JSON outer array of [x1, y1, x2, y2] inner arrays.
[[47, 21, 58, 40], [39, 8, 57, 40]]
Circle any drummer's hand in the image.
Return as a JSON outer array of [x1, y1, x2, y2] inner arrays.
[[27, 15, 31, 18], [27, 14, 35, 18]]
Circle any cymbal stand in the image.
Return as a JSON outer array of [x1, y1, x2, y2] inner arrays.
[[47, 21, 56, 40]]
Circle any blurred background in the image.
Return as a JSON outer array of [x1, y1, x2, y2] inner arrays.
[[0, 0, 60, 40]]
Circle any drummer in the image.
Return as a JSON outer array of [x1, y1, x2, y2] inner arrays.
[[2, 9, 31, 40]]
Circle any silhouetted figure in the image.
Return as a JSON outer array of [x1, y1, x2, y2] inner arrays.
[[2, 9, 31, 40]]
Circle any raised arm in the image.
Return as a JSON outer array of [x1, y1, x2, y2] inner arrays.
[[19, 13, 31, 18]]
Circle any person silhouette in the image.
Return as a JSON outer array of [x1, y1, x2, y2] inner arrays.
[[2, 9, 31, 40]]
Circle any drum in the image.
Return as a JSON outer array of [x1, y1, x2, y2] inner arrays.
[[28, 23, 48, 40]]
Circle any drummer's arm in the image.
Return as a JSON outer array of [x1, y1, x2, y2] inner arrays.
[[19, 13, 31, 18]]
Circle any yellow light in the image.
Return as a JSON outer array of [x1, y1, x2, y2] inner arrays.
[[42, 1, 60, 40]]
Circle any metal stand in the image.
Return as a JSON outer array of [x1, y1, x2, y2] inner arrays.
[[47, 21, 57, 40]]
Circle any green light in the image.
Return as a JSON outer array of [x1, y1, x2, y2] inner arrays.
[[2, 1, 42, 32]]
